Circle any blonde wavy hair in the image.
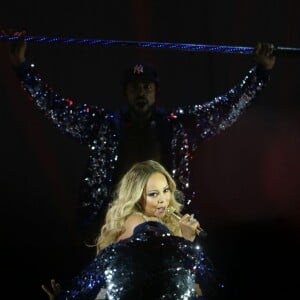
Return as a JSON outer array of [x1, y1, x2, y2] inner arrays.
[[95, 160, 184, 253]]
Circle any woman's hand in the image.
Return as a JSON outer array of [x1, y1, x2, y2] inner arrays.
[[41, 279, 62, 300], [179, 213, 200, 241]]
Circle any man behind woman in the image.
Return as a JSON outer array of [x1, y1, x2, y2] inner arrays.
[[42, 160, 222, 299]]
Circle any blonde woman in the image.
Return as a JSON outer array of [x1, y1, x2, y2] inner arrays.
[[42, 160, 220, 299]]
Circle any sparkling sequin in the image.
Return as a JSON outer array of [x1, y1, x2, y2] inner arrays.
[[55, 222, 221, 299], [17, 63, 270, 225]]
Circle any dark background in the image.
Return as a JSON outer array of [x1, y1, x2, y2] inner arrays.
[[0, 1, 299, 299]]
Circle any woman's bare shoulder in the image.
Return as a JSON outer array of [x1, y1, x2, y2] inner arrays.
[[117, 214, 146, 241]]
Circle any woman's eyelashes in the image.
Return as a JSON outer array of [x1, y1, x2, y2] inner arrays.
[[147, 187, 170, 198]]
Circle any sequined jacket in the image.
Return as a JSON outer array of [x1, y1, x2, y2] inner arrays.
[[16, 63, 270, 226]]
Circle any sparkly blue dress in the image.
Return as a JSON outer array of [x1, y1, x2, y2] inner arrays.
[[57, 221, 222, 299]]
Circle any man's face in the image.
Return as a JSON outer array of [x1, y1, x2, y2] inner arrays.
[[125, 80, 157, 115]]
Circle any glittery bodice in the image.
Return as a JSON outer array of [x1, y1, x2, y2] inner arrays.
[[57, 221, 221, 299], [16, 63, 271, 227]]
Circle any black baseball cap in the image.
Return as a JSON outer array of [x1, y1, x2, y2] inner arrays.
[[122, 62, 160, 86]]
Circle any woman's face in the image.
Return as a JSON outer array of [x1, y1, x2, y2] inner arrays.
[[141, 172, 171, 218]]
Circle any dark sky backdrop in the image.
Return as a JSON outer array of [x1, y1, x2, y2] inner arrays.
[[0, 1, 299, 299]]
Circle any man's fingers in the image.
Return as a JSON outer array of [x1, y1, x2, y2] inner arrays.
[[41, 284, 53, 296]]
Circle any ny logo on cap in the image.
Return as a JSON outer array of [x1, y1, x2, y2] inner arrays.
[[133, 64, 144, 74]]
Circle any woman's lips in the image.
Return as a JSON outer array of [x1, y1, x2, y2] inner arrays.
[[157, 207, 165, 214]]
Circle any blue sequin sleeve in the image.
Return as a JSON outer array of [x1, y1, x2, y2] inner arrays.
[[57, 254, 107, 300], [193, 242, 225, 299], [172, 65, 271, 151], [15, 62, 107, 144]]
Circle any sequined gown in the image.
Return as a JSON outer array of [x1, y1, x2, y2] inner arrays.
[[57, 221, 221, 300], [15, 63, 271, 227]]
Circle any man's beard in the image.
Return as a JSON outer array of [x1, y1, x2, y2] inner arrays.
[[129, 102, 155, 120]]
